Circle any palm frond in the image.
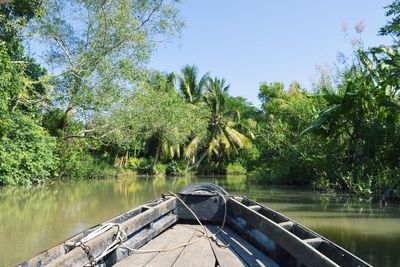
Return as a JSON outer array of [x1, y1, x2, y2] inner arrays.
[[220, 132, 232, 152], [184, 136, 201, 158], [169, 145, 175, 159], [225, 126, 252, 149], [208, 138, 220, 156], [175, 144, 181, 158], [178, 65, 208, 103]]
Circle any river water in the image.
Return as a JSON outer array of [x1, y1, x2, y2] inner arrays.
[[0, 176, 399, 266]]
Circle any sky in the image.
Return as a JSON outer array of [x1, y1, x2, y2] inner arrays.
[[148, 0, 393, 106]]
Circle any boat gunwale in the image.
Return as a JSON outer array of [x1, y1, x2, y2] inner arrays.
[[18, 196, 177, 267], [230, 195, 372, 267]]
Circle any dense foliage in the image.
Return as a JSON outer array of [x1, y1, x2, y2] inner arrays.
[[0, 0, 399, 201], [380, 0, 400, 41], [0, 1, 57, 185]]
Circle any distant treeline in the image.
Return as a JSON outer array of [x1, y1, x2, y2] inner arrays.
[[0, 0, 399, 201]]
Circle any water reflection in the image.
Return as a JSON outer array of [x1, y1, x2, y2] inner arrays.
[[0, 176, 399, 266]]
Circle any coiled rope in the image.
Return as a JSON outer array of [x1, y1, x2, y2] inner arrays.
[[76, 191, 228, 266]]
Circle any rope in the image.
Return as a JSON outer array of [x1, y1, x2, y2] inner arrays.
[[76, 191, 229, 266], [77, 243, 95, 266], [78, 223, 127, 267]]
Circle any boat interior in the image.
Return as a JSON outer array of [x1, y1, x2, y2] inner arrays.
[[114, 223, 278, 267]]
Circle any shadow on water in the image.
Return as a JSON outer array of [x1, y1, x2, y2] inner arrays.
[[0, 175, 399, 266]]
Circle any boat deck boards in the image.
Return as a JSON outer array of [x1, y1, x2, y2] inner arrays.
[[115, 223, 278, 267]]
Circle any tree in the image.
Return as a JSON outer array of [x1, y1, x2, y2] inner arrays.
[[177, 65, 209, 103], [258, 82, 287, 118], [0, 0, 48, 108], [91, 72, 210, 173], [254, 81, 330, 184], [0, 46, 57, 185], [0, 0, 42, 57], [29, 0, 184, 133], [0, 0, 58, 185], [379, 0, 400, 42], [186, 77, 253, 170], [225, 96, 259, 120]]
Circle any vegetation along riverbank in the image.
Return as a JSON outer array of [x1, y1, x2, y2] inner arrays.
[[0, 0, 399, 202]]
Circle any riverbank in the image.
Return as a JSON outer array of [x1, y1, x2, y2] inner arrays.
[[82, 165, 400, 203], [3, 164, 400, 204]]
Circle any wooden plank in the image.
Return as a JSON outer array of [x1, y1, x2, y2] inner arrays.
[[248, 205, 261, 211], [227, 216, 278, 258], [278, 221, 294, 230], [107, 213, 178, 264], [239, 197, 289, 224], [303, 238, 324, 248], [144, 225, 201, 266], [228, 198, 339, 267], [115, 224, 197, 267], [46, 196, 176, 267], [318, 242, 372, 267], [206, 225, 247, 267], [172, 225, 215, 267], [215, 226, 278, 267], [19, 243, 67, 267]]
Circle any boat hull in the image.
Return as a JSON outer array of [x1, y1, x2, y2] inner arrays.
[[19, 183, 372, 267]]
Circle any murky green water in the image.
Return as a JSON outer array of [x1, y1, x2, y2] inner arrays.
[[1, 176, 399, 266]]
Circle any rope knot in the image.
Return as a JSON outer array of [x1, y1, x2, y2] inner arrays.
[[209, 234, 217, 241]]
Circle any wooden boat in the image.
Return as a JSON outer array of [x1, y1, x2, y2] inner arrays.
[[20, 183, 372, 267]]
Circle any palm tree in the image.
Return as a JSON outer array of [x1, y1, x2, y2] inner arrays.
[[177, 65, 209, 103], [186, 77, 253, 170]]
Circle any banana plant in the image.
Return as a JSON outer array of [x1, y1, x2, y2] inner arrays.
[[302, 46, 400, 164]]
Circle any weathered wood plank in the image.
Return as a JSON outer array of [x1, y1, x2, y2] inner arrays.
[[19, 243, 67, 267], [206, 225, 247, 267], [238, 197, 288, 224], [115, 224, 197, 267], [318, 241, 371, 267], [227, 216, 278, 258], [144, 225, 200, 266], [303, 237, 324, 248], [215, 226, 278, 267], [107, 213, 178, 264], [228, 198, 339, 267], [278, 221, 294, 230], [46, 196, 176, 267], [248, 205, 261, 211], [172, 225, 215, 267]]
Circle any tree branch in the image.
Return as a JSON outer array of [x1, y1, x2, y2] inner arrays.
[[134, 0, 164, 31]]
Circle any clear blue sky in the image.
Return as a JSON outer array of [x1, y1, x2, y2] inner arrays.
[[148, 0, 393, 105]]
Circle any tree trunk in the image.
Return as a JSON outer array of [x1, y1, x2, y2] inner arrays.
[[188, 150, 208, 171], [151, 140, 162, 172], [61, 105, 75, 131]]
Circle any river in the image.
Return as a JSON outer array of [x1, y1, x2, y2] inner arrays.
[[0, 176, 399, 266]]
